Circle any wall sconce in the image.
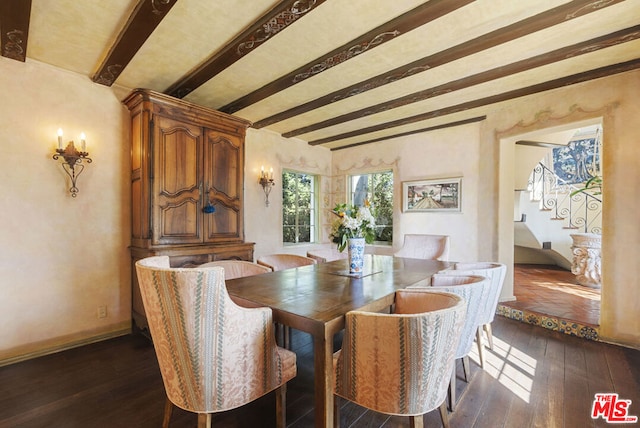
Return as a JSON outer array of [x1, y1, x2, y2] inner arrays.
[[52, 128, 92, 197], [259, 166, 275, 207]]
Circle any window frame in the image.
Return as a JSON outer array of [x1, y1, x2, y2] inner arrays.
[[348, 169, 394, 246], [282, 169, 318, 245]]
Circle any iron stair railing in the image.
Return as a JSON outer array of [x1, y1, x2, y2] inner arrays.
[[528, 162, 602, 234]]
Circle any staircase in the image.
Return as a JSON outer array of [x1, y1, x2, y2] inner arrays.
[[515, 162, 602, 268]]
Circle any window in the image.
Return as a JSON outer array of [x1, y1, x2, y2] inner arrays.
[[282, 170, 316, 244], [349, 171, 393, 243]]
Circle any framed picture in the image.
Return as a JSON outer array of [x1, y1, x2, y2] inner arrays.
[[403, 177, 462, 212]]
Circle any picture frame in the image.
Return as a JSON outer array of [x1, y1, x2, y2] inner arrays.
[[402, 177, 462, 212]]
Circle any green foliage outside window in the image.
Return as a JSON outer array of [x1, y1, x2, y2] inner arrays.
[[350, 171, 393, 243], [282, 171, 315, 243]]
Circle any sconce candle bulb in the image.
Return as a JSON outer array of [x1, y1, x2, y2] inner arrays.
[[259, 165, 275, 207], [52, 129, 92, 197]]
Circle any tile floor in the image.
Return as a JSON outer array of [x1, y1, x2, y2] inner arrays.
[[497, 264, 601, 340]]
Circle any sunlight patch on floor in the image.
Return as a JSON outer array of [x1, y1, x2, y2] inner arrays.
[[470, 335, 537, 403], [529, 280, 600, 300]]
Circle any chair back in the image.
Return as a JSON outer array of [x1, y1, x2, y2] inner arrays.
[[334, 290, 466, 416], [306, 248, 348, 264], [257, 254, 316, 271], [394, 234, 450, 261], [443, 262, 506, 325], [411, 274, 490, 359], [199, 260, 271, 279], [135, 256, 295, 414]]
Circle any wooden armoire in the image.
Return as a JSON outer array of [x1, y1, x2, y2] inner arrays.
[[123, 89, 255, 330]]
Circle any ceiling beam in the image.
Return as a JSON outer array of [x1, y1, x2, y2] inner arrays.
[[285, 25, 640, 138], [165, 0, 327, 98], [309, 58, 640, 146], [92, 0, 178, 86], [254, 0, 626, 129], [330, 116, 487, 151], [0, 0, 32, 62], [220, 0, 474, 114]]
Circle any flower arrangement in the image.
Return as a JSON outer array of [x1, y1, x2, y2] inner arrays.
[[330, 201, 376, 252]]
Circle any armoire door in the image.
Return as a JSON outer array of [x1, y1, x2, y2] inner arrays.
[[152, 115, 203, 245], [203, 129, 244, 242]]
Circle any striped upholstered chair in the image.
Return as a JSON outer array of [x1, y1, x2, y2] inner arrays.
[[439, 262, 507, 364], [199, 259, 271, 279], [410, 274, 491, 411], [135, 256, 297, 428], [394, 234, 450, 261], [333, 289, 466, 428]]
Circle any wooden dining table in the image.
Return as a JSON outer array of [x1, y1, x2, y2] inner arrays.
[[225, 254, 450, 428]]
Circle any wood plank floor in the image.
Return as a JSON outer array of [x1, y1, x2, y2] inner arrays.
[[1, 316, 638, 428]]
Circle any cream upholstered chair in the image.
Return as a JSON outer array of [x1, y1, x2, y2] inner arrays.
[[257, 254, 316, 271], [409, 273, 490, 411], [440, 262, 506, 364], [135, 256, 297, 428], [199, 259, 271, 279], [333, 289, 466, 428], [394, 234, 450, 261], [306, 248, 348, 263]]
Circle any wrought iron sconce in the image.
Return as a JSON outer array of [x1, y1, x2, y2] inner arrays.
[[52, 128, 92, 197], [259, 166, 275, 207]]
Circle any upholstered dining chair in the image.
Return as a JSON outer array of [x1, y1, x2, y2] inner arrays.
[[135, 256, 297, 428], [306, 248, 348, 264], [333, 289, 466, 428], [199, 259, 271, 279], [408, 273, 490, 411], [257, 253, 316, 271], [439, 262, 506, 365], [394, 234, 450, 261]]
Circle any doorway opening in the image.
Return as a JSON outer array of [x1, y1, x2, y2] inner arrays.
[[497, 120, 602, 340]]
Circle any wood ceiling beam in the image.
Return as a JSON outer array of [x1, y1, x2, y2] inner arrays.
[[286, 25, 640, 138], [330, 116, 487, 151], [92, 0, 178, 86], [255, 0, 626, 130], [309, 58, 640, 146], [165, 0, 327, 98], [220, 0, 474, 114], [0, 0, 32, 62]]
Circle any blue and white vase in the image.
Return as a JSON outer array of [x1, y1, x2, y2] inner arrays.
[[347, 237, 366, 274]]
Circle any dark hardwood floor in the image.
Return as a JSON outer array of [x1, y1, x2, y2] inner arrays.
[[1, 316, 638, 428]]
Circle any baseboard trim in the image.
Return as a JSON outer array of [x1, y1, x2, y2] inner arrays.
[[0, 324, 132, 367]]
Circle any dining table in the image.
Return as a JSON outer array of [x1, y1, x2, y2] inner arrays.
[[225, 254, 450, 428]]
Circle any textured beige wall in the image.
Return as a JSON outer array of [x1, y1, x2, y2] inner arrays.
[[486, 70, 640, 348], [0, 58, 131, 363]]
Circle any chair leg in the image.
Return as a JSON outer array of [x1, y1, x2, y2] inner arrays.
[[197, 413, 212, 428], [439, 401, 450, 428], [484, 323, 494, 350], [410, 414, 424, 428], [162, 396, 173, 428], [448, 364, 456, 411], [334, 396, 341, 428], [475, 327, 485, 369], [462, 355, 471, 383], [275, 384, 287, 428]]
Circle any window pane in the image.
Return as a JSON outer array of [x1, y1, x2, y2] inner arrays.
[[282, 171, 316, 244], [349, 171, 393, 243]]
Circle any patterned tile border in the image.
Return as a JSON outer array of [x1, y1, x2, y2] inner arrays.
[[496, 304, 599, 341]]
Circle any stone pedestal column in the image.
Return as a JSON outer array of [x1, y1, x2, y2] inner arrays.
[[570, 233, 602, 288]]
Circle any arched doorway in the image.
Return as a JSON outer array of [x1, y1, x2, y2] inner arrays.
[[497, 118, 602, 340]]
